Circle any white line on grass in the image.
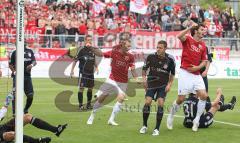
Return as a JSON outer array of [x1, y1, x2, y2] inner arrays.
[[104, 105, 240, 127]]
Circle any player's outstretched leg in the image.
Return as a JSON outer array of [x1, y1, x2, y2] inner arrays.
[[87, 99, 103, 125], [167, 100, 181, 130], [140, 104, 151, 134], [24, 114, 67, 137]]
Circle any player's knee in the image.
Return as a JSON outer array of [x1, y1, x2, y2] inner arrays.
[[24, 113, 33, 123], [177, 96, 185, 104], [145, 98, 152, 106], [79, 87, 84, 92], [3, 132, 15, 141], [198, 90, 208, 100], [87, 88, 93, 92], [117, 94, 125, 102], [97, 94, 107, 103]]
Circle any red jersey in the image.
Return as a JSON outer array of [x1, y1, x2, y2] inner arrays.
[[103, 45, 135, 83], [181, 35, 207, 75]]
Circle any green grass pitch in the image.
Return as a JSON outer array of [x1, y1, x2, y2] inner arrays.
[[0, 78, 239, 143]]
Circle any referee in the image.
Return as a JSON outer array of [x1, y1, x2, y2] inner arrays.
[[9, 43, 37, 114], [70, 35, 98, 110], [139, 40, 176, 136]]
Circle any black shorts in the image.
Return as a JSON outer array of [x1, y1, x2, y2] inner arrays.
[[183, 112, 213, 128], [78, 73, 94, 88], [199, 112, 213, 128], [145, 85, 166, 100], [13, 76, 34, 96]]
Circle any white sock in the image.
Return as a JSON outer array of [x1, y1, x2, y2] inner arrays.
[[194, 99, 206, 123], [109, 102, 122, 121], [92, 101, 102, 114], [169, 100, 180, 118]]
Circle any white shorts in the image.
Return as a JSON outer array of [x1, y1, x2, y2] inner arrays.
[[178, 68, 205, 95], [95, 78, 128, 97]]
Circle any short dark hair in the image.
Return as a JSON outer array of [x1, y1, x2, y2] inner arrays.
[[85, 35, 92, 40], [157, 40, 167, 48], [190, 23, 205, 36]]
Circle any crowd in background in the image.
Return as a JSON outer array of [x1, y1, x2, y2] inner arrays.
[[0, 0, 239, 50]]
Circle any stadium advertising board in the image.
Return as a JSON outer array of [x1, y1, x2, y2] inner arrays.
[[0, 48, 236, 79]]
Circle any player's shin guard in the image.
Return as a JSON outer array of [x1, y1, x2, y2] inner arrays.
[[78, 92, 83, 107], [30, 117, 58, 133], [24, 95, 33, 113], [142, 104, 150, 127], [169, 100, 180, 117], [155, 106, 164, 130], [92, 101, 102, 114], [87, 91, 92, 105], [109, 101, 122, 121], [194, 99, 206, 122]]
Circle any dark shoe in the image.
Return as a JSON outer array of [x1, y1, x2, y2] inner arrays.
[[86, 104, 93, 109], [39, 137, 51, 143], [229, 96, 236, 110], [55, 124, 68, 137], [79, 105, 85, 111], [219, 95, 225, 106]]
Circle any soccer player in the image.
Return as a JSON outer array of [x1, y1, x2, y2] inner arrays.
[[0, 113, 67, 143], [70, 35, 98, 110], [167, 22, 209, 132], [0, 69, 2, 77], [200, 46, 213, 102], [183, 88, 236, 129], [139, 40, 175, 136], [9, 43, 37, 114], [87, 38, 139, 126]]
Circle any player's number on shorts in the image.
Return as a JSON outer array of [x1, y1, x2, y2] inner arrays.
[[183, 103, 193, 118]]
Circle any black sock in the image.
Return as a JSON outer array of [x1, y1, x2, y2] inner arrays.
[[219, 104, 231, 112], [87, 91, 92, 105], [206, 96, 211, 103], [24, 96, 33, 113], [23, 135, 39, 143], [78, 92, 83, 107], [143, 104, 150, 127], [30, 117, 58, 133], [12, 99, 15, 115], [155, 106, 164, 130]]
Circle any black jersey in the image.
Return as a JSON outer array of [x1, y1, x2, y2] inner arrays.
[[75, 46, 95, 74], [9, 48, 36, 77], [142, 52, 175, 88], [183, 95, 212, 124]]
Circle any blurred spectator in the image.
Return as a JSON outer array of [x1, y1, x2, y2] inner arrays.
[[96, 24, 106, 47], [0, 0, 239, 49], [55, 21, 67, 48], [229, 27, 239, 51]]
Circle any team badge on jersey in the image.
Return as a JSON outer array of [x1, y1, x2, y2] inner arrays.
[[28, 52, 32, 57], [199, 45, 202, 49], [163, 64, 168, 69]]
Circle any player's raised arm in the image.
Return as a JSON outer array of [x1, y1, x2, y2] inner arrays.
[[177, 21, 198, 42]]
